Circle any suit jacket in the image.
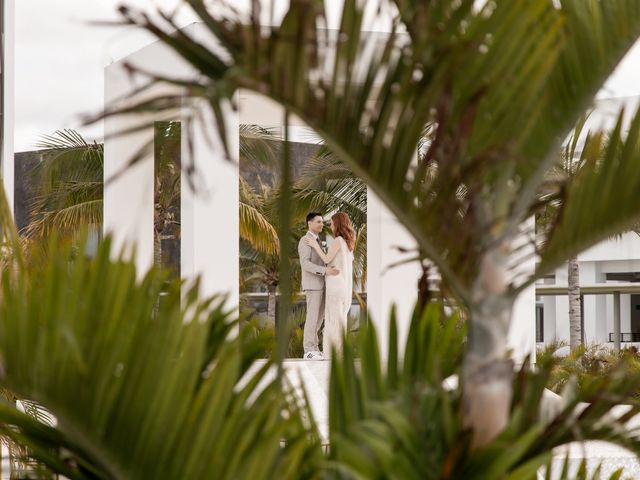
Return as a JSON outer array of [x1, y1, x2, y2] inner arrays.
[[298, 232, 326, 291]]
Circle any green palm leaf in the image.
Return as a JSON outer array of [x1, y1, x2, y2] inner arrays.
[[240, 178, 280, 256], [537, 107, 640, 278], [329, 303, 640, 479], [240, 124, 280, 167], [108, 0, 640, 451], [113, 0, 640, 302], [25, 130, 103, 242], [0, 232, 323, 478]]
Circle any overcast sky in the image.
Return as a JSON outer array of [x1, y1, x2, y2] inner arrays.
[[14, 1, 640, 152]]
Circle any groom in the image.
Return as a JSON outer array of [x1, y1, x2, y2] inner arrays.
[[298, 212, 339, 360]]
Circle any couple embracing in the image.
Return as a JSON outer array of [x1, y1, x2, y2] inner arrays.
[[298, 212, 355, 360]]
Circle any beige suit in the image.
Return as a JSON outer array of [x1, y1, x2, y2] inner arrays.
[[298, 232, 326, 353]]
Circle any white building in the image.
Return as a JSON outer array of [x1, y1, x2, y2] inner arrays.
[[536, 96, 640, 349], [101, 22, 537, 360]]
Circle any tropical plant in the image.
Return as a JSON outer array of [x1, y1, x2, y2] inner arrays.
[[24, 127, 281, 258], [539, 342, 640, 397], [0, 187, 324, 479], [328, 304, 640, 479], [291, 148, 368, 292], [538, 118, 640, 349], [110, 0, 640, 446], [244, 306, 307, 358], [537, 118, 595, 349], [291, 148, 367, 230], [240, 178, 304, 325], [244, 304, 364, 359], [23, 130, 103, 242], [8, 174, 640, 477]]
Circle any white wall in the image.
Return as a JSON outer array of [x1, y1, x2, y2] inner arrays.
[[104, 26, 239, 306], [542, 257, 640, 345], [181, 96, 239, 304], [1, 0, 14, 212], [590, 96, 640, 132], [542, 295, 557, 341], [366, 190, 420, 359], [582, 262, 598, 343], [104, 40, 177, 274]]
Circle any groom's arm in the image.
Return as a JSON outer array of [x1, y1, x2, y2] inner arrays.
[[298, 240, 326, 276]]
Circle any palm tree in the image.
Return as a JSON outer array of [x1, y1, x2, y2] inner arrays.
[[0, 187, 324, 479], [240, 179, 292, 325], [292, 147, 367, 229], [25, 127, 281, 253], [23, 130, 103, 242], [537, 119, 594, 349], [539, 118, 640, 349], [111, 0, 640, 447], [290, 148, 368, 292], [6, 171, 640, 477], [328, 304, 640, 478]]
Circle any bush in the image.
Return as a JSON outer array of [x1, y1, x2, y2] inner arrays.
[[539, 342, 640, 398]]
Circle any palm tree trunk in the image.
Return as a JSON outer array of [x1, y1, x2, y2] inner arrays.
[[568, 256, 581, 349], [267, 285, 277, 327], [463, 246, 514, 449]]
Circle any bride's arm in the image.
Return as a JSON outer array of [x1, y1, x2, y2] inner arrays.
[[308, 239, 340, 264]]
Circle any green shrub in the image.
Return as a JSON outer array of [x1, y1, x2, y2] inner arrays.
[[540, 342, 640, 399]]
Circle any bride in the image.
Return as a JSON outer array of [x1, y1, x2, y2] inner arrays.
[[304, 212, 354, 358]]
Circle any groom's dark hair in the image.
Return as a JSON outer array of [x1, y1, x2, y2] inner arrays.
[[306, 212, 323, 224]]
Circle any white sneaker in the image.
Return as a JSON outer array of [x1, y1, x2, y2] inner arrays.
[[303, 351, 324, 360]]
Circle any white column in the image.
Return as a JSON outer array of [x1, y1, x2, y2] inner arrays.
[[1, 0, 14, 213], [595, 264, 608, 343], [614, 291, 621, 350], [542, 295, 557, 342], [510, 284, 536, 362], [508, 217, 537, 363], [104, 61, 155, 275], [554, 267, 570, 343], [582, 262, 597, 343], [104, 32, 240, 309], [366, 189, 420, 359], [181, 98, 239, 306]]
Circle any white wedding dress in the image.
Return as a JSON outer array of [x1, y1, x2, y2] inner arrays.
[[323, 236, 353, 358]]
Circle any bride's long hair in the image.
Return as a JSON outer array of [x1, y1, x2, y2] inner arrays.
[[331, 212, 356, 252]]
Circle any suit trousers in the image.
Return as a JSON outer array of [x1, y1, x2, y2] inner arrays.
[[303, 289, 325, 353]]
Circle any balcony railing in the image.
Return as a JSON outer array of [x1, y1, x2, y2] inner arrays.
[[608, 332, 640, 343]]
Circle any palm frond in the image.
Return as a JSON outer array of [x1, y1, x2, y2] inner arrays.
[[239, 201, 279, 257], [296, 147, 355, 188], [0, 236, 323, 478], [112, 0, 640, 303], [240, 124, 280, 167], [26, 130, 103, 242], [328, 302, 640, 479], [0, 185, 24, 270], [537, 106, 640, 278], [292, 178, 367, 228], [23, 199, 103, 240]]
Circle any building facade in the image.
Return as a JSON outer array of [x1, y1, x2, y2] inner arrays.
[[536, 96, 640, 348]]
